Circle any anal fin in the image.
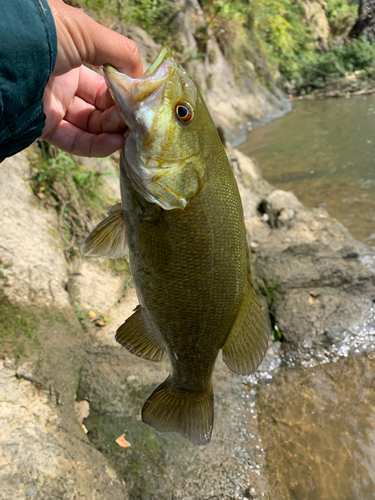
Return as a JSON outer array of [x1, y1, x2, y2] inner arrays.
[[116, 306, 166, 362], [81, 203, 127, 259], [222, 281, 269, 375]]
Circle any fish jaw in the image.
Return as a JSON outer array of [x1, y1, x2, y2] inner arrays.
[[102, 48, 174, 130], [104, 47, 207, 211]]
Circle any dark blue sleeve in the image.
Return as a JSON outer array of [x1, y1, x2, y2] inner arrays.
[[0, 0, 57, 162]]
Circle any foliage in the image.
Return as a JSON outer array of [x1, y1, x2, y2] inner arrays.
[[78, 0, 372, 95], [298, 36, 375, 92], [81, 0, 181, 46], [325, 0, 358, 36], [248, 0, 314, 81], [30, 141, 115, 260]]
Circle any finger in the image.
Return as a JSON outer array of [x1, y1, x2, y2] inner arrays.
[[65, 96, 126, 134], [42, 120, 125, 157], [75, 66, 114, 112], [79, 18, 143, 77], [48, 0, 143, 77]]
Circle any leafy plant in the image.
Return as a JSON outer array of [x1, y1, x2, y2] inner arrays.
[[81, 0, 181, 46], [30, 141, 115, 260]]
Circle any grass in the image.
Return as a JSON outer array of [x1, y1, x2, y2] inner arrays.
[[80, 0, 182, 48], [29, 141, 117, 261], [0, 289, 39, 358]]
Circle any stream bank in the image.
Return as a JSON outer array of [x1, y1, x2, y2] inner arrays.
[[1, 139, 375, 498]]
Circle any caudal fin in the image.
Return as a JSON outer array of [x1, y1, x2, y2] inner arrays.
[[142, 377, 214, 445]]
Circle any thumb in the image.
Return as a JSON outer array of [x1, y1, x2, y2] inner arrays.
[[48, 0, 143, 77]]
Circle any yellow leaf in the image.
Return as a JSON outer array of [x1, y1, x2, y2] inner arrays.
[[89, 311, 97, 318], [116, 433, 131, 448]]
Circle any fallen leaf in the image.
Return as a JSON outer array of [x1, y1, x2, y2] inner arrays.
[[95, 321, 107, 327], [74, 400, 90, 424], [89, 311, 97, 319], [116, 432, 131, 448]]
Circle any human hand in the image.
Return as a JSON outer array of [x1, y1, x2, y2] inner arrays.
[[42, 0, 143, 157]]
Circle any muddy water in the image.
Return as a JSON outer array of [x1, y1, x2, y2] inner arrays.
[[247, 304, 375, 500], [255, 354, 375, 500], [239, 96, 375, 246]]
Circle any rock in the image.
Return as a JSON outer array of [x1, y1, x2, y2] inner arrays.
[[72, 258, 139, 347], [250, 197, 375, 345], [0, 153, 69, 307], [107, 3, 292, 147], [0, 360, 127, 500], [108, 22, 161, 66], [303, 1, 330, 50]]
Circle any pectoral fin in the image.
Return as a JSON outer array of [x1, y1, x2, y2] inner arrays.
[[81, 203, 127, 259], [116, 306, 166, 362], [222, 282, 269, 375]]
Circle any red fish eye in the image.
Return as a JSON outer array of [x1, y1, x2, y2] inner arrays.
[[175, 102, 194, 123]]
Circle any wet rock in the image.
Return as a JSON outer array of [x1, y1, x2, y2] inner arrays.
[[77, 340, 271, 499], [250, 193, 375, 345]]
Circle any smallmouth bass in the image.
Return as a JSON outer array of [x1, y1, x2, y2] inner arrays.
[[82, 48, 269, 445]]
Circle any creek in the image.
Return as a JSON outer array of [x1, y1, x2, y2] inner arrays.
[[238, 96, 375, 499], [239, 95, 375, 246]]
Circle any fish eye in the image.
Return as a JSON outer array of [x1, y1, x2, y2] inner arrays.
[[175, 102, 194, 123]]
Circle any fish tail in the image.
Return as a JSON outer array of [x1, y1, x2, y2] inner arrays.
[[142, 377, 214, 445]]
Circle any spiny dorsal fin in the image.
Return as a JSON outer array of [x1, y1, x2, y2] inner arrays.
[[222, 281, 269, 375], [81, 203, 127, 259], [116, 306, 166, 362], [142, 377, 214, 445]]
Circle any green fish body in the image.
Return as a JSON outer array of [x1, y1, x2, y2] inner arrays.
[[82, 48, 268, 445]]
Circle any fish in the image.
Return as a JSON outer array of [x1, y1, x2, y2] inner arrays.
[[81, 47, 269, 445]]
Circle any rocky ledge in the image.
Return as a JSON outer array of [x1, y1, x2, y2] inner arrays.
[[1, 144, 375, 499]]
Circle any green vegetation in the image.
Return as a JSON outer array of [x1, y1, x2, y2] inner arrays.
[[81, 0, 182, 47], [29, 141, 116, 260], [74, 0, 374, 95], [199, 0, 373, 93], [0, 290, 39, 357]]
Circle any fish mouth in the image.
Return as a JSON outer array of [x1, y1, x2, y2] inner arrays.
[[103, 47, 174, 117]]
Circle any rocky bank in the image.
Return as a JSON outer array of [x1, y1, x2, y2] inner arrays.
[[1, 133, 375, 498], [102, 0, 292, 146]]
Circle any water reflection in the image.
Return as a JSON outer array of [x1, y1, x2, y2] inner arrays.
[[239, 96, 375, 246], [256, 354, 375, 500]]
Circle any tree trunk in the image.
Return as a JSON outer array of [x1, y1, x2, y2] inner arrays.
[[349, 0, 375, 41]]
